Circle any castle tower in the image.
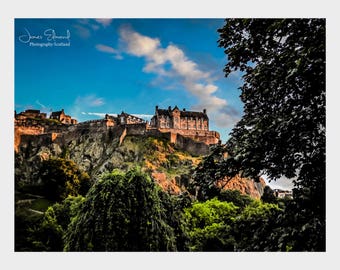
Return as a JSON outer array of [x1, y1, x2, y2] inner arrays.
[[172, 105, 180, 129]]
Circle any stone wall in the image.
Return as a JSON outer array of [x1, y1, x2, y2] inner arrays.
[[153, 127, 220, 145], [174, 133, 210, 156], [125, 123, 148, 135], [14, 126, 45, 153]]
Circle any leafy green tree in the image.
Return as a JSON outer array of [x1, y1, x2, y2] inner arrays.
[[30, 206, 64, 251], [17, 196, 85, 251], [218, 189, 253, 209], [64, 169, 176, 251], [39, 158, 90, 201], [158, 191, 192, 251], [181, 198, 238, 251], [233, 200, 283, 251], [218, 19, 325, 250]]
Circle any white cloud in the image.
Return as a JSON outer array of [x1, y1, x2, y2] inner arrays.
[[262, 175, 295, 191], [95, 19, 113, 27], [96, 44, 117, 54], [118, 26, 239, 128], [81, 112, 113, 118], [119, 27, 161, 57], [95, 44, 122, 59], [73, 19, 113, 39], [72, 24, 91, 39], [35, 100, 47, 109], [131, 114, 153, 121], [81, 112, 153, 121], [75, 95, 105, 107]]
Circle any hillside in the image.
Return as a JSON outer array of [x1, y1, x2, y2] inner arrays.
[[15, 123, 265, 197]]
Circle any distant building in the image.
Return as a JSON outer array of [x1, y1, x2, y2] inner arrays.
[[118, 111, 145, 125], [273, 189, 293, 199], [15, 109, 47, 120], [149, 106, 220, 145], [150, 105, 209, 130], [50, 109, 77, 125]]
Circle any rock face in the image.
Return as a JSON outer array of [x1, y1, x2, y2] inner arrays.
[[15, 124, 265, 198], [216, 175, 266, 199]]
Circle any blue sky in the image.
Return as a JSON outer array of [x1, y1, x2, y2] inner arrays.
[[15, 18, 244, 142]]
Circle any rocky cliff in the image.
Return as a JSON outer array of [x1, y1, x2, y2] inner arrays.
[[15, 124, 265, 197]]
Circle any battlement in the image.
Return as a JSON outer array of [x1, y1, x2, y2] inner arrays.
[[14, 106, 220, 154]]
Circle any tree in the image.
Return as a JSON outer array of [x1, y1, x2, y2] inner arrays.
[[181, 198, 238, 251], [39, 158, 90, 201], [189, 144, 231, 201], [218, 19, 325, 250], [63, 169, 176, 251], [233, 200, 283, 251], [261, 186, 277, 204], [218, 189, 253, 209], [16, 196, 85, 251]]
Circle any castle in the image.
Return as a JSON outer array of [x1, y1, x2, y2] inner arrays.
[[102, 106, 220, 145], [14, 106, 220, 154], [149, 106, 220, 145]]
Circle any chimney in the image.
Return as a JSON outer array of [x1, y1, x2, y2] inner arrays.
[[183, 108, 186, 111], [168, 106, 171, 111]]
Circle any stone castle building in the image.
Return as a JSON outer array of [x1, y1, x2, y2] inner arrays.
[[50, 109, 78, 125], [149, 106, 220, 145]]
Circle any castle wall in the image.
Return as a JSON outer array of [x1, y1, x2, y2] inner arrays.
[[154, 128, 219, 145], [19, 133, 56, 155], [174, 133, 210, 156], [125, 123, 148, 135], [15, 126, 45, 153]]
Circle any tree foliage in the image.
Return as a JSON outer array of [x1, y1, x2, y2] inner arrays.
[[217, 18, 325, 188], [15, 196, 85, 251], [218, 189, 253, 209], [217, 19, 325, 250], [64, 169, 177, 251], [39, 158, 90, 201], [181, 198, 238, 251], [261, 186, 277, 204], [233, 200, 283, 251]]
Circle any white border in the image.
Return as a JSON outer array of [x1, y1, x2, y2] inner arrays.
[[1, 1, 338, 269]]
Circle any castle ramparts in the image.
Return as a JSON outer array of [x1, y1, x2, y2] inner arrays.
[[14, 106, 220, 155]]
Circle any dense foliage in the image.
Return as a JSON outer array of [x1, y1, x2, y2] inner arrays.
[[216, 19, 325, 250], [39, 158, 90, 201], [63, 169, 177, 251], [15, 196, 84, 251], [181, 198, 238, 251]]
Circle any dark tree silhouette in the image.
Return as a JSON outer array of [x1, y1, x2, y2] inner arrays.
[[217, 19, 325, 250]]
